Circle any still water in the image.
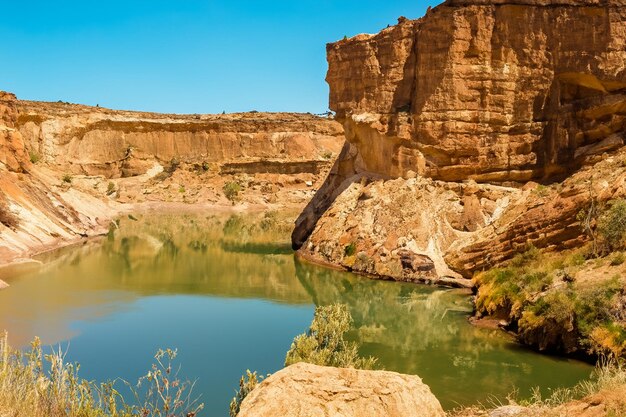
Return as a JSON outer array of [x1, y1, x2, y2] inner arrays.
[[0, 212, 592, 415]]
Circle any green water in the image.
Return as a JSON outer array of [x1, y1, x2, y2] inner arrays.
[[0, 212, 592, 415]]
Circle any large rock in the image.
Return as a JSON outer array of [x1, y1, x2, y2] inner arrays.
[[237, 362, 445, 417]]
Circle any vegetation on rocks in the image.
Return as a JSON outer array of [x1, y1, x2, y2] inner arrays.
[[223, 181, 242, 203], [474, 238, 626, 358], [0, 332, 203, 417], [229, 371, 264, 417]]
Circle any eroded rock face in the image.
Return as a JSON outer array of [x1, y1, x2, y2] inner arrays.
[[237, 362, 445, 417], [0, 92, 29, 173], [327, 0, 626, 183], [0, 92, 343, 266], [294, 0, 626, 279], [15, 100, 343, 178]]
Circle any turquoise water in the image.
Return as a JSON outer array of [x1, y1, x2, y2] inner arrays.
[[0, 212, 593, 415]]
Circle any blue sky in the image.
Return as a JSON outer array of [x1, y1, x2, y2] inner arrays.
[[0, 1, 437, 114]]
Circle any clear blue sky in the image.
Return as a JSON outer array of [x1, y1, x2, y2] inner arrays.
[[0, 1, 438, 114]]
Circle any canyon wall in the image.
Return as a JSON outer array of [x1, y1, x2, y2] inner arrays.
[[0, 93, 343, 266], [16, 100, 342, 179], [294, 0, 626, 284]]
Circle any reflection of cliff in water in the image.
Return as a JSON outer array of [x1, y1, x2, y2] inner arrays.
[[294, 259, 591, 408], [0, 212, 312, 347]]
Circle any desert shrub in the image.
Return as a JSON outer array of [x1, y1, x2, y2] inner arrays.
[[343, 242, 357, 257], [62, 174, 73, 184], [284, 304, 377, 370], [223, 181, 241, 203], [575, 277, 625, 357], [598, 199, 626, 252], [0, 197, 18, 229], [106, 182, 116, 195], [29, 150, 41, 164], [229, 370, 263, 417], [611, 252, 625, 266], [129, 348, 203, 417], [223, 215, 244, 236], [178, 186, 185, 194], [590, 323, 626, 358], [321, 151, 333, 160], [575, 277, 622, 338]]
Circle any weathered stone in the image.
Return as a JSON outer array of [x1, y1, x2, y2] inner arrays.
[[238, 362, 445, 417]]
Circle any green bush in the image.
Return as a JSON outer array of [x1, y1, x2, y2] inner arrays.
[[575, 277, 622, 340], [106, 182, 116, 195], [29, 150, 41, 164], [610, 252, 625, 266], [519, 289, 576, 334], [598, 199, 626, 252], [62, 174, 73, 184], [344, 242, 357, 257], [223, 181, 242, 203], [284, 304, 377, 370]]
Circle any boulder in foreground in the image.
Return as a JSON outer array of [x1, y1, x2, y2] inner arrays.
[[237, 362, 445, 417]]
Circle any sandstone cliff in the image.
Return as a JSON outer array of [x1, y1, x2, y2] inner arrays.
[[293, 0, 626, 285], [0, 92, 343, 267]]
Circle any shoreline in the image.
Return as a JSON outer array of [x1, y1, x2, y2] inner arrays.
[[0, 200, 306, 282], [295, 248, 474, 290]]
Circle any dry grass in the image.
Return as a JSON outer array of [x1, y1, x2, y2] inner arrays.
[[448, 360, 626, 417], [0, 332, 203, 417]]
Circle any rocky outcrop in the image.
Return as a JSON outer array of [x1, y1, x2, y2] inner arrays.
[[237, 362, 445, 417], [293, 0, 626, 281], [0, 92, 29, 173]]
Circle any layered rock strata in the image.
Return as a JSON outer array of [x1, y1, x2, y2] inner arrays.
[[15, 100, 342, 179], [0, 93, 116, 268], [0, 93, 343, 267], [294, 0, 626, 283]]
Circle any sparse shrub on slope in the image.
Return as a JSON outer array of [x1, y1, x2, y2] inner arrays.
[[598, 199, 626, 252], [223, 181, 242, 203], [284, 303, 377, 369]]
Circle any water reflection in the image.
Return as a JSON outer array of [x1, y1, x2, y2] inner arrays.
[[295, 261, 592, 408], [0, 211, 592, 413]]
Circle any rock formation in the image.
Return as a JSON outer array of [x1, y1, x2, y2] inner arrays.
[[293, 0, 626, 284], [16, 100, 342, 179], [0, 92, 343, 267], [237, 362, 445, 417]]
